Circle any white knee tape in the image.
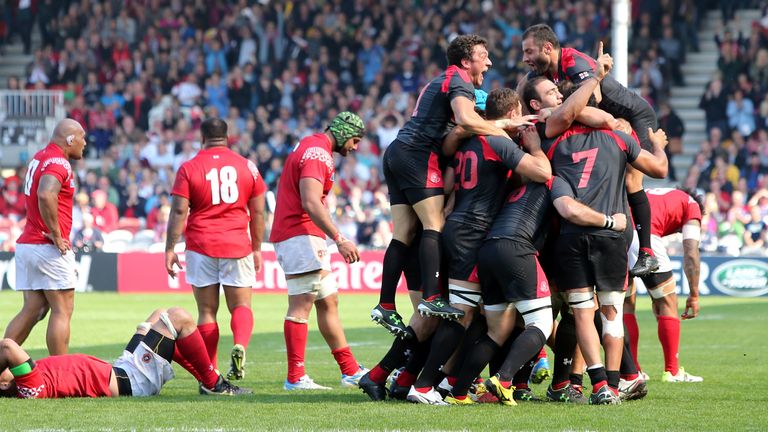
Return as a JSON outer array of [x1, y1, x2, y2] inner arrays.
[[285, 316, 309, 324], [521, 308, 553, 340], [158, 313, 178, 339], [316, 274, 338, 299], [600, 310, 624, 338], [597, 291, 625, 306], [566, 291, 595, 309]]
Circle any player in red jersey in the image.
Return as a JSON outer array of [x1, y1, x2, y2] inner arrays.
[[520, 24, 660, 278], [269, 112, 368, 390], [3, 119, 86, 356], [624, 187, 704, 387], [165, 118, 266, 382], [0, 306, 249, 398]]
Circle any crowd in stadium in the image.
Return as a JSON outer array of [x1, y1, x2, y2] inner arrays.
[[0, 0, 766, 256]]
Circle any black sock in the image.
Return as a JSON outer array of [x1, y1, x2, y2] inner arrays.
[[490, 326, 521, 376], [414, 320, 465, 388], [404, 333, 433, 376], [587, 366, 608, 387], [607, 370, 620, 390], [452, 334, 499, 397], [379, 239, 410, 305], [443, 314, 487, 376], [619, 341, 638, 376], [553, 312, 577, 385], [513, 352, 538, 387], [497, 327, 547, 383], [380, 326, 417, 372], [419, 230, 442, 299], [569, 373, 584, 388], [628, 190, 652, 252]]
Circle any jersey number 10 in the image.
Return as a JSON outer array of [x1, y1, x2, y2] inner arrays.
[[205, 166, 239, 205]]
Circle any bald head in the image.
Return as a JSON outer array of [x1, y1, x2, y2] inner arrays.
[[52, 118, 87, 159]]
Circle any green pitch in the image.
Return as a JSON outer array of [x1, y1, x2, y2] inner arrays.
[[0, 292, 766, 431]]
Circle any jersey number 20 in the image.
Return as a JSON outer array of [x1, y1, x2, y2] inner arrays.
[[205, 166, 239, 204]]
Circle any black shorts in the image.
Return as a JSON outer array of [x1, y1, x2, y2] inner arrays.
[[554, 233, 628, 292], [478, 239, 551, 304], [443, 220, 486, 282], [383, 140, 445, 205], [599, 94, 657, 152]]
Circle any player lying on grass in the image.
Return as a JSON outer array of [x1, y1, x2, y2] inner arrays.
[[0, 307, 250, 398]]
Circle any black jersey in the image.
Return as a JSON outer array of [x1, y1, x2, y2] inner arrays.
[[447, 135, 527, 229], [543, 125, 640, 235], [396, 65, 475, 153], [485, 179, 554, 252]]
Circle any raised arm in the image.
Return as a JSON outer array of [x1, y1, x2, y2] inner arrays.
[[630, 127, 669, 179]]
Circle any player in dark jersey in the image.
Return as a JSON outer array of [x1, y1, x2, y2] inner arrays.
[[405, 88, 551, 405], [373, 34, 536, 333], [0, 306, 249, 398], [519, 24, 660, 278], [442, 176, 628, 405], [523, 74, 669, 404]]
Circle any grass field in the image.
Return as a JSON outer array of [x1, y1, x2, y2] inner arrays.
[[0, 291, 766, 431]]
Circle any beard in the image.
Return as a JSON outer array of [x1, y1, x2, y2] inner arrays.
[[532, 56, 550, 75]]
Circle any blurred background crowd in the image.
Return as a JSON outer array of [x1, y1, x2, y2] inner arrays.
[[0, 0, 766, 256]]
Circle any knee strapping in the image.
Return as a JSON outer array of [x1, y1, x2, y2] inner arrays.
[[449, 284, 481, 307], [285, 316, 309, 324], [567, 291, 595, 309], [158, 313, 178, 339], [597, 292, 625, 338], [317, 273, 338, 299], [517, 298, 554, 340]]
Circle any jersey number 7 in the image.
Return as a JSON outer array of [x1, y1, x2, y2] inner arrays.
[[571, 148, 598, 188]]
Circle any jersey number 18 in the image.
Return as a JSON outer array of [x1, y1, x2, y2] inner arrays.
[[205, 166, 239, 205]]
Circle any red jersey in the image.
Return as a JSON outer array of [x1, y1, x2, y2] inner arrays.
[[17, 143, 75, 245], [646, 188, 702, 238], [270, 133, 336, 243], [14, 354, 113, 399], [172, 146, 266, 258]]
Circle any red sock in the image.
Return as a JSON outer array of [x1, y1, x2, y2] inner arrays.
[[425, 294, 440, 302], [197, 322, 219, 369], [396, 370, 417, 387], [657, 316, 680, 375], [537, 347, 547, 360], [592, 380, 607, 394], [553, 380, 570, 391], [447, 376, 457, 387], [284, 320, 308, 383], [623, 313, 641, 371], [368, 365, 390, 384], [230, 306, 254, 348], [640, 247, 655, 257], [173, 345, 203, 382], [379, 303, 395, 311], [332, 346, 360, 376], [176, 329, 219, 389]]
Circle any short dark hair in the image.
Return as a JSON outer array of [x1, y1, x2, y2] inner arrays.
[[200, 118, 228, 140], [557, 81, 598, 107], [522, 75, 549, 112], [486, 88, 521, 120], [447, 34, 488, 67], [522, 24, 560, 50]]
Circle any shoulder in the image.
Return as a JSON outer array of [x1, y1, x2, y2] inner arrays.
[[41, 156, 72, 177], [299, 145, 334, 168]]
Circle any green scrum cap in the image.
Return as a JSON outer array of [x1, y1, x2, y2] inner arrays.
[[327, 111, 365, 149]]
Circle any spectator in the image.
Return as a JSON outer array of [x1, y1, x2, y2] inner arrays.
[[700, 76, 729, 134], [91, 190, 119, 233], [727, 90, 756, 138], [658, 101, 685, 181], [72, 213, 105, 253], [742, 206, 767, 255]]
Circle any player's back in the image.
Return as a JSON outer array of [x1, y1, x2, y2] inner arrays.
[[543, 125, 640, 234], [447, 135, 527, 229], [486, 180, 553, 250], [173, 146, 261, 258], [14, 354, 113, 398], [17, 144, 75, 245], [646, 188, 702, 237], [396, 65, 475, 152]]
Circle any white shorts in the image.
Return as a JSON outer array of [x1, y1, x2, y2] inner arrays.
[[184, 250, 255, 288], [274, 235, 331, 275], [628, 232, 672, 274], [113, 341, 175, 397], [14, 243, 77, 291]]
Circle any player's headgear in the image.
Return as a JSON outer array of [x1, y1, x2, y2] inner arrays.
[[474, 89, 488, 111], [327, 111, 365, 149]]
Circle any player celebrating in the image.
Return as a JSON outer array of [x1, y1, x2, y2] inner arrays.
[[624, 188, 704, 385], [0, 306, 249, 398], [520, 24, 660, 278], [270, 112, 368, 390], [3, 118, 86, 356], [165, 118, 267, 382], [373, 34, 535, 334], [407, 88, 551, 405]]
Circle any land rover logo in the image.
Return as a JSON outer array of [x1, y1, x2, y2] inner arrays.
[[711, 260, 768, 297]]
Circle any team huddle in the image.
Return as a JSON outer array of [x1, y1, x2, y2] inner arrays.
[[0, 24, 702, 404]]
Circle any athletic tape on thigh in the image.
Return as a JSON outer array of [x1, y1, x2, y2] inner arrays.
[[141, 329, 176, 363], [566, 291, 595, 309], [483, 302, 511, 312], [158, 313, 178, 339], [286, 273, 322, 296], [516, 298, 554, 339], [596, 291, 624, 306], [316, 273, 338, 299], [648, 277, 676, 299], [449, 284, 481, 307]]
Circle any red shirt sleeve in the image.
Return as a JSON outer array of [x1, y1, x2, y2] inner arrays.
[[684, 198, 703, 223], [298, 147, 333, 184], [171, 165, 191, 200], [14, 368, 48, 399], [40, 158, 71, 186], [247, 160, 267, 198]]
